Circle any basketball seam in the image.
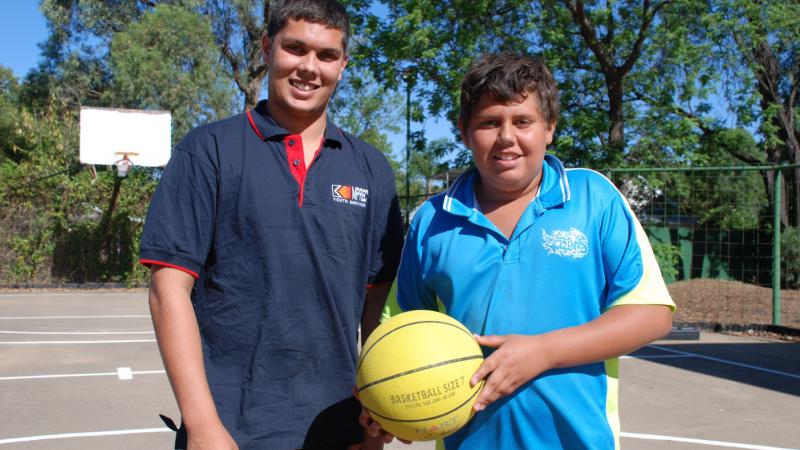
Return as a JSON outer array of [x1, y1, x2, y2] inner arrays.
[[356, 320, 476, 374], [356, 354, 483, 392], [366, 381, 484, 424]]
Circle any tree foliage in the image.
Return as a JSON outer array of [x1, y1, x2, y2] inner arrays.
[[109, 4, 236, 139], [2, 0, 799, 285]]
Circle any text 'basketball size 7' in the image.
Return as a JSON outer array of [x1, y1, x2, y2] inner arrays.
[[356, 310, 485, 441]]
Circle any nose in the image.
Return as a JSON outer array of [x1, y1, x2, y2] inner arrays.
[[297, 52, 320, 77], [496, 121, 515, 148]]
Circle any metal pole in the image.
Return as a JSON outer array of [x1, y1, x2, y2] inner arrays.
[[404, 71, 412, 225], [772, 169, 782, 325]]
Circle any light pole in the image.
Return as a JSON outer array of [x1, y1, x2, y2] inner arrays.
[[403, 68, 414, 226]]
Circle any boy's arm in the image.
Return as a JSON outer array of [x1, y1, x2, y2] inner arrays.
[[149, 266, 238, 450], [361, 283, 391, 346], [470, 303, 672, 411]]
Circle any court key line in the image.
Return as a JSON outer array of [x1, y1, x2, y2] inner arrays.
[[649, 345, 800, 380], [0, 315, 150, 319], [622, 432, 799, 450], [0, 330, 153, 335], [0, 367, 165, 381], [0, 429, 794, 448], [0, 427, 171, 445], [0, 339, 156, 344]]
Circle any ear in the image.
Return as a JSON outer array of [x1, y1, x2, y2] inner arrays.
[[545, 121, 557, 145], [337, 53, 349, 81], [458, 118, 471, 148], [261, 34, 272, 63]]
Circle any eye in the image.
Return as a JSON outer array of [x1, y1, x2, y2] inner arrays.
[[285, 44, 304, 54], [318, 51, 340, 62], [478, 120, 498, 129], [514, 119, 533, 128]]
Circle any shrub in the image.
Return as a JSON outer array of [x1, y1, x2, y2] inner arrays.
[[781, 226, 800, 289]]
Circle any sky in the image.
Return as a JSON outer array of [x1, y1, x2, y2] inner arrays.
[[0, 1, 454, 158], [0, 1, 49, 79]]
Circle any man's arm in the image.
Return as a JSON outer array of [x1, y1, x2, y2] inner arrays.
[[470, 303, 673, 411], [149, 266, 238, 450]]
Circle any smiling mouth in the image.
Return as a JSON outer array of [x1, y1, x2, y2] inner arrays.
[[494, 154, 520, 161], [290, 80, 318, 92]]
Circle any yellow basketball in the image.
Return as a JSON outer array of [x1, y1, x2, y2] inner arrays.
[[356, 310, 484, 441]]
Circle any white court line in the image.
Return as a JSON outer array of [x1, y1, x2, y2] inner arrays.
[[0, 369, 165, 381], [0, 427, 170, 445], [622, 432, 799, 450], [623, 355, 693, 359], [649, 345, 800, 380], [0, 293, 145, 297], [0, 315, 149, 319], [0, 330, 153, 335], [0, 339, 156, 344]]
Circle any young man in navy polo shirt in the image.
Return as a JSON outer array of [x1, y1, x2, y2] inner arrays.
[[140, 1, 403, 449]]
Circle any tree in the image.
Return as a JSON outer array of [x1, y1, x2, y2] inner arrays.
[[358, 1, 701, 167], [707, 0, 800, 226], [410, 138, 455, 195], [36, 0, 267, 112], [109, 4, 236, 139], [201, 0, 269, 110]]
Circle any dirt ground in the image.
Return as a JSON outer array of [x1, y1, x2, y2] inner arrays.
[[668, 279, 800, 341], [3, 281, 798, 341]]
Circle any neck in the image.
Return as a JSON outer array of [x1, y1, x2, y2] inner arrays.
[[266, 100, 328, 143], [475, 177, 541, 212]]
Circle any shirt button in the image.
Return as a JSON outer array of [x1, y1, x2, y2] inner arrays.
[[288, 139, 295, 146], [293, 159, 300, 166]]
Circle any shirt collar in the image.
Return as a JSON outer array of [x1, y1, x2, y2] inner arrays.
[[442, 154, 571, 217], [247, 100, 344, 149]]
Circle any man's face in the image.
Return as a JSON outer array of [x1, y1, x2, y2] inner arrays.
[[460, 92, 555, 199], [263, 19, 347, 122]]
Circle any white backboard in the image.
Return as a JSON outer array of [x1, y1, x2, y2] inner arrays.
[[80, 107, 172, 167]]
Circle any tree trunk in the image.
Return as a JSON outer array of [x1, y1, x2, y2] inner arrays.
[[606, 75, 625, 166]]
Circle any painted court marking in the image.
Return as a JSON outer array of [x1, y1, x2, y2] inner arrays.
[[0, 330, 153, 335], [0, 428, 171, 445], [0, 368, 166, 381], [621, 432, 799, 450], [0, 315, 150, 320], [649, 345, 800, 380], [0, 339, 156, 344], [0, 429, 794, 448]]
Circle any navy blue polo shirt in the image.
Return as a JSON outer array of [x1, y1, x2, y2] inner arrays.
[[140, 100, 403, 449]]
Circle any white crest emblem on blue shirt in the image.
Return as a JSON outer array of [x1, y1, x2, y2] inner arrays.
[[542, 228, 589, 259]]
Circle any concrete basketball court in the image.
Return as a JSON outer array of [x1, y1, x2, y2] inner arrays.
[[0, 291, 797, 450]]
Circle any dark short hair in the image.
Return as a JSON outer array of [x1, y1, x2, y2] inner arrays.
[[268, 0, 351, 52], [459, 53, 559, 128]]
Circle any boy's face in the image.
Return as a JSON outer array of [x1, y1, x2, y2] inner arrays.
[[263, 19, 348, 122], [460, 92, 555, 199]]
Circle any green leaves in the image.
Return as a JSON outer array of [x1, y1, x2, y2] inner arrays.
[[108, 5, 235, 139]]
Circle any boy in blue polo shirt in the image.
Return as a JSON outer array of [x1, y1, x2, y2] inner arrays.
[[364, 53, 674, 449], [141, 1, 403, 449]]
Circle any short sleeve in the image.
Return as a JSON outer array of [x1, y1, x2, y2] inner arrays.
[[139, 147, 218, 278], [600, 192, 675, 311], [366, 162, 404, 286]]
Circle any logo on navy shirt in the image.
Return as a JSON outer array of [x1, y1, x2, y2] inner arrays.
[[542, 228, 589, 258], [331, 184, 368, 207]]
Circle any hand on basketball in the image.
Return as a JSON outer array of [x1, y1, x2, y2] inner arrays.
[[470, 334, 551, 412], [353, 387, 412, 445]]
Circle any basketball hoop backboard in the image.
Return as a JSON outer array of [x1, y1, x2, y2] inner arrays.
[[79, 107, 172, 169]]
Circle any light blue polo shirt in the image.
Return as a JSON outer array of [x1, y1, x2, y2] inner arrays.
[[389, 155, 674, 449]]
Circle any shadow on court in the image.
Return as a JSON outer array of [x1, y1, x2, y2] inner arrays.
[[632, 342, 800, 397]]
